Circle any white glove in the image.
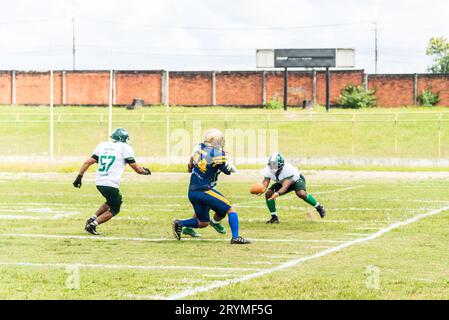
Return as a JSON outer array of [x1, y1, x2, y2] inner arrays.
[[225, 162, 237, 173]]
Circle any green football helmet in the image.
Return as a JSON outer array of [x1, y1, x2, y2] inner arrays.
[[267, 152, 285, 174], [110, 128, 129, 143]]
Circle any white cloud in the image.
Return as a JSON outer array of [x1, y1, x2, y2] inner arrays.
[[0, 0, 447, 72]]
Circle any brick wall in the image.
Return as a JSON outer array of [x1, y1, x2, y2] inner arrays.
[[1, 70, 449, 107], [0, 72, 11, 104], [265, 71, 313, 106], [368, 74, 415, 107], [316, 70, 364, 105], [417, 74, 449, 106], [216, 71, 263, 106], [115, 71, 162, 105], [66, 71, 110, 105], [16, 71, 63, 105], [169, 72, 212, 106]]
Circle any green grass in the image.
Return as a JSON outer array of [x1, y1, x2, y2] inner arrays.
[[3, 105, 449, 164], [1, 172, 449, 299]]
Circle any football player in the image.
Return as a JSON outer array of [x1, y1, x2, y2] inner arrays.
[[181, 142, 226, 238], [261, 152, 326, 224], [73, 128, 151, 235], [172, 128, 251, 244]]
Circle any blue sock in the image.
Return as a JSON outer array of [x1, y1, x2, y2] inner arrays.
[[227, 212, 239, 239], [179, 218, 199, 228]]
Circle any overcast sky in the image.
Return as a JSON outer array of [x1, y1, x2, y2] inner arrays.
[[0, 0, 447, 73]]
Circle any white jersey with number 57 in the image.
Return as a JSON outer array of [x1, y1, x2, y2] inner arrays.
[[93, 141, 135, 188], [262, 162, 301, 183]]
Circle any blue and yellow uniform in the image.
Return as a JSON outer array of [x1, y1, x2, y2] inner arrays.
[[188, 143, 233, 222]]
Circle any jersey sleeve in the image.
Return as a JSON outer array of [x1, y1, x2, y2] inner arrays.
[[261, 166, 272, 179], [123, 144, 136, 163], [91, 143, 102, 162]]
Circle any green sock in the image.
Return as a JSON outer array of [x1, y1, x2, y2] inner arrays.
[[266, 199, 277, 215], [305, 194, 318, 207]]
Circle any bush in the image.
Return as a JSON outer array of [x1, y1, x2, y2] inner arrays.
[[418, 88, 439, 107], [338, 85, 377, 109], [265, 98, 282, 109]]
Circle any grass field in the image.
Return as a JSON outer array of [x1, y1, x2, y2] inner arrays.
[[3, 105, 449, 165], [1, 171, 449, 300]]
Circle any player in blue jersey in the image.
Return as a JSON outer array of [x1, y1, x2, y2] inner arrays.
[[172, 128, 251, 245]]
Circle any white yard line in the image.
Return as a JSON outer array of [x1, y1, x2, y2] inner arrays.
[[161, 204, 449, 300], [0, 261, 260, 272], [0, 233, 347, 244]]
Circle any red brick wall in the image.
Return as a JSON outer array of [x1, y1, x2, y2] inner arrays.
[[216, 72, 263, 106], [66, 71, 110, 105], [169, 72, 212, 106], [368, 74, 415, 107], [317, 70, 364, 105], [115, 71, 162, 105], [0, 72, 11, 104], [15, 72, 62, 105], [266, 71, 313, 106], [2, 70, 449, 107], [417, 75, 449, 106]]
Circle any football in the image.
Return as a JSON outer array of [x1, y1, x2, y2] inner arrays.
[[250, 183, 266, 195]]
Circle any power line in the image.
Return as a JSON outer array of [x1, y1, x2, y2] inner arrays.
[[79, 18, 369, 31]]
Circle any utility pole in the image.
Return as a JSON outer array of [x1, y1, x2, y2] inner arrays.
[[373, 21, 378, 74], [72, 17, 76, 70]]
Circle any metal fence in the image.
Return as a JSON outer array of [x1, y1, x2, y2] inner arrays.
[[2, 109, 449, 166]]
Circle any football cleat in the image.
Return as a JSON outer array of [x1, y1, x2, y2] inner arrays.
[[230, 236, 251, 245], [316, 205, 326, 218], [210, 221, 226, 234], [266, 215, 279, 224], [182, 227, 200, 238], [85, 223, 100, 235], [85, 216, 96, 227], [172, 219, 182, 240]]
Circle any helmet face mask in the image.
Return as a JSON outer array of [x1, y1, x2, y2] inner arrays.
[[110, 128, 130, 143], [203, 128, 225, 150], [268, 152, 285, 174]]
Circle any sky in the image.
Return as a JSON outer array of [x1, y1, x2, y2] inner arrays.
[[0, 0, 448, 73]]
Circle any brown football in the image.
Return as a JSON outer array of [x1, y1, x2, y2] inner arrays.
[[250, 183, 266, 195]]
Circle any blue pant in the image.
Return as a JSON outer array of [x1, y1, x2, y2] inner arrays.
[[188, 189, 232, 223]]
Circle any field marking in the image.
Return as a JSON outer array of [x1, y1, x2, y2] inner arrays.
[[0, 233, 347, 244], [161, 204, 449, 300], [0, 261, 260, 272]]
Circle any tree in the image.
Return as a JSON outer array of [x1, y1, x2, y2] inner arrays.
[[426, 37, 449, 73]]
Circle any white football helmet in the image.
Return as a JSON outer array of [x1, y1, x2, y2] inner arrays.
[[203, 128, 225, 149]]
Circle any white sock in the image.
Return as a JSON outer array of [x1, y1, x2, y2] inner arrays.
[[91, 215, 97, 220], [314, 203, 320, 208], [211, 218, 221, 224], [271, 212, 277, 216]]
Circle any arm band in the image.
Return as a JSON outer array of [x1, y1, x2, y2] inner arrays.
[[125, 158, 136, 164]]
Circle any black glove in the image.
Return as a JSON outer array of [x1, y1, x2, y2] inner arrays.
[[73, 174, 83, 188], [143, 167, 151, 175]]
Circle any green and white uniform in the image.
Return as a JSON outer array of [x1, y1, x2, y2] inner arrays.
[[93, 141, 135, 215], [262, 162, 307, 193]]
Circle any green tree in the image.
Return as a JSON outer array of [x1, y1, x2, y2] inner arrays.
[[426, 37, 449, 73]]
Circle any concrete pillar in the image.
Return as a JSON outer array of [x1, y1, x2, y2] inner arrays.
[[262, 70, 267, 105], [212, 71, 216, 106], [413, 73, 418, 105], [11, 70, 16, 105], [113, 70, 116, 105], [363, 73, 369, 91], [62, 71, 66, 105], [161, 70, 169, 106], [312, 70, 317, 105]]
